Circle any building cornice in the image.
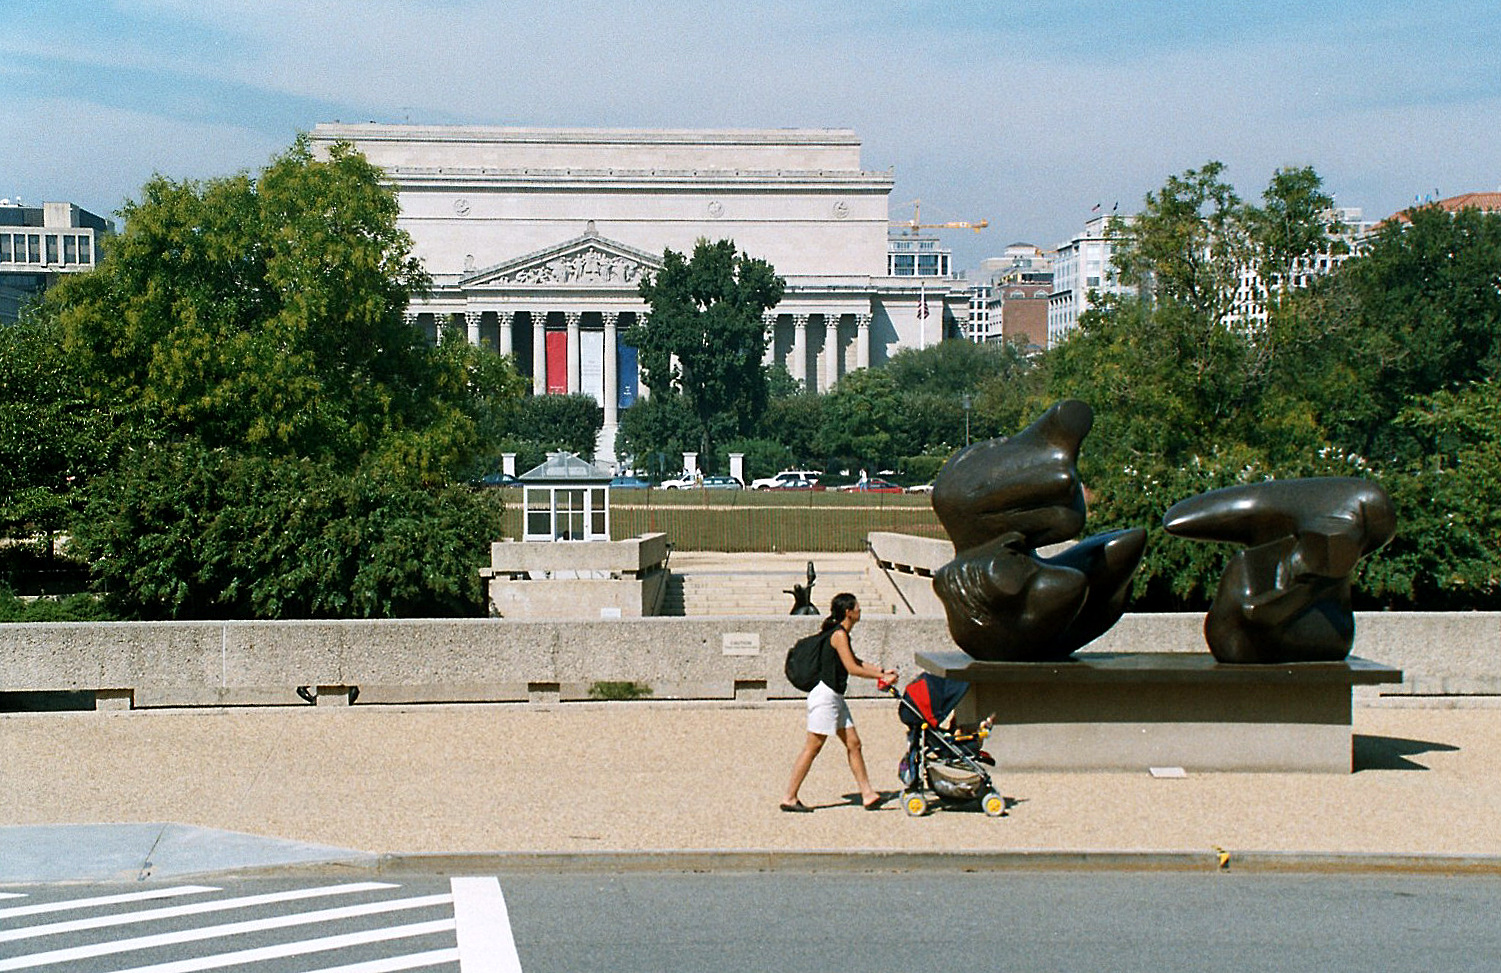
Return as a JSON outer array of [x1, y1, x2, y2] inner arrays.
[[313, 123, 863, 148], [387, 168, 894, 193]]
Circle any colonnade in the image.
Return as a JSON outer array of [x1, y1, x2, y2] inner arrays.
[[414, 306, 875, 402], [763, 311, 872, 391]]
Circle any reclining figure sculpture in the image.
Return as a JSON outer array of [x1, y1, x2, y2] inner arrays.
[[1162, 478, 1396, 663], [931, 400, 1147, 661]]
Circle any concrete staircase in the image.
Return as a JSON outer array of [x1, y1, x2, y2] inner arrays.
[[659, 552, 897, 617]]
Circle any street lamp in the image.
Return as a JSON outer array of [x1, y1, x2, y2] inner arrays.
[[961, 393, 972, 447]]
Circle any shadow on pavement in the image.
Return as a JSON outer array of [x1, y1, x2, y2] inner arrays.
[[1353, 734, 1459, 772]]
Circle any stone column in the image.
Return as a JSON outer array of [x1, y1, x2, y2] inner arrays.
[[791, 314, 808, 389], [602, 312, 621, 464], [465, 309, 481, 347], [824, 313, 840, 392], [762, 312, 776, 367], [499, 310, 514, 357], [532, 311, 547, 396], [856, 312, 871, 370], [729, 452, 745, 485], [502, 453, 517, 477], [565, 312, 582, 394]]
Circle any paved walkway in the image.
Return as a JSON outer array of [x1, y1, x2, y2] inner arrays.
[[3, 700, 1500, 880]]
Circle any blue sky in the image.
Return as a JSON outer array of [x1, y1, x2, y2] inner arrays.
[[5, 0, 1498, 272]]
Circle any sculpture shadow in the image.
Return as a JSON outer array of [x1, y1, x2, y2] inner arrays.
[[1352, 734, 1459, 772]]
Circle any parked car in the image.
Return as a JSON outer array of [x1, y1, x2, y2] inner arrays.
[[766, 477, 824, 491], [473, 471, 520, 488], [701, 475, 744, 490], [658, 473, 699, 489], [906, 481, 935, 494], [609, 475, 653, 490], [749, 469, 824, 490], [838, 477, 904, 494]]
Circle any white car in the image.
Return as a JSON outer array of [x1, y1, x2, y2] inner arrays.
[[659, 473, 700, 489], [750, 469, 824, 490]]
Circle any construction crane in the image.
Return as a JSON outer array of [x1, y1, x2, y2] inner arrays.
[[889, 198, 989, 234]]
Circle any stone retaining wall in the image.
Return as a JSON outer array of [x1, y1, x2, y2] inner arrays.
[[0, 612, 1495, 709]]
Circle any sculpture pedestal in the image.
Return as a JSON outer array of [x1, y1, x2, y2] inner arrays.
[[914, 651, 1402, 773]]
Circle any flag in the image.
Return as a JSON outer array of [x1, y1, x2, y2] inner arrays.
[[1091, 202, 1102, 213], [1112, 201, 1119, 213], [917, 283, 930, 320]]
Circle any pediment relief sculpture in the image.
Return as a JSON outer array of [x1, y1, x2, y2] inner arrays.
[[462, 232, 662, 288]]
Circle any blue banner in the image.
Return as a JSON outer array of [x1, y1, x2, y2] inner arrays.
[[617, 342, 638, 409]]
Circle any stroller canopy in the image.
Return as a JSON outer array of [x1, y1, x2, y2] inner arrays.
[[899, 673, 970, 729]]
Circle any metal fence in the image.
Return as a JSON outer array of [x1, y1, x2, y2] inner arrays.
[[497, 490, 946, 552]]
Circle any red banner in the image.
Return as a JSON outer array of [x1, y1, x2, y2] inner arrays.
[[546, 330, 568, 394]]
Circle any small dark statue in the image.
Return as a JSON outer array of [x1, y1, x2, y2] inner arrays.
[[931, 400, 1146, 661], [1162, 478, 1396, 663], [785, 560, 821, 616]]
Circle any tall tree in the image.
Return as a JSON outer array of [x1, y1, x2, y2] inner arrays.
[[628, 239, 785, 465], [1107, 160, 1249, 326], [1244, 165, 1344, 305], [48, 135, 453, 470]]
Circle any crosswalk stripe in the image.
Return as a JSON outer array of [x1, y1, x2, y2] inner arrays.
[[0, 886, 220, 921], [0, 882, 396, 942], [298, 949, 460, 973], [0, 895, 25, 901], [451, 877, 522, 973], [100, 917, 457, 973], [0, 893, 453, 971]]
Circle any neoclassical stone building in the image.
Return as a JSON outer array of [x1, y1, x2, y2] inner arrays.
[[309, 124, 961, 461]]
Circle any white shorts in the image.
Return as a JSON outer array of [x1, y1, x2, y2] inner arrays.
[[806, 681, 854, 736]]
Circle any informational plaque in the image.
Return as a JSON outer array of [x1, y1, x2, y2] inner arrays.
[[722, 633, 761, 656]]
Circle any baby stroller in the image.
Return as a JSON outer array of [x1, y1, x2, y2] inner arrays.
[[892, 673, 1005, 817]]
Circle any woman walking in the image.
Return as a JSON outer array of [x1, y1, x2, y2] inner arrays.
[[781, 593, 897, 812]]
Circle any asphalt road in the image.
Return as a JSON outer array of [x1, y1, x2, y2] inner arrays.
[[5, 870, 1500, 973]]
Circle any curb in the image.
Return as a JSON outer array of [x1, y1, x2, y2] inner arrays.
[[221, 848, 1501, 880]]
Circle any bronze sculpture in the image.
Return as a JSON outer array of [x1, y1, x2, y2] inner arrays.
[[1162, 478, 1396, 663], [931, 400, 1146, 661]]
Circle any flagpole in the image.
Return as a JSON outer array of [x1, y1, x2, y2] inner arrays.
[[918, 282, 928, 348]]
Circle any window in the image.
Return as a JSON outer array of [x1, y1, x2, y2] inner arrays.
[[917, 254, 939, 275], [79, 236, 91, 263], [63, 236, 77, 264], [591, 488, 607, 538], [45, 234, 58, 265], [1086, 276, 1100, 288], [892, 254, 915, 276], [28, 234, 41, 263], [526, 492, 551, 540], [0, 235, 9, 261]]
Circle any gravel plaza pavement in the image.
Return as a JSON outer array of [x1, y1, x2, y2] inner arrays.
[[2, 698, 1500, 879]]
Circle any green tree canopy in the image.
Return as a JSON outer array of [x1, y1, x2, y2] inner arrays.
[[46, 135, 464, 472], [628, 239, 785, 465]]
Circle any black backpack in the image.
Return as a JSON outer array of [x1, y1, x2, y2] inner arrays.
[[784, 628, 833, 692]]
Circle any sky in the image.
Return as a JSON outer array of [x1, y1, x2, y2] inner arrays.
[[4, 0, 1499, 274]]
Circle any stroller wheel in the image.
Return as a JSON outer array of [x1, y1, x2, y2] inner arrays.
[[981, 791, 1006, 818], [904, 791, 929, 817]]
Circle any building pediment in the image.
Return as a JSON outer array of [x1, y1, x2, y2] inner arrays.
[[461, 224, 663, 288]]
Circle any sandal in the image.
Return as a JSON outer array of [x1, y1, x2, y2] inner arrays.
[[780, 801, 813, 813]]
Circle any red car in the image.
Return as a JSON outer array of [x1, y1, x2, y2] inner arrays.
[[838, 477, 904, 494]]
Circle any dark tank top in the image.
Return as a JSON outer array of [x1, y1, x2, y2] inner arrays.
[[819, 627, 852, 695]]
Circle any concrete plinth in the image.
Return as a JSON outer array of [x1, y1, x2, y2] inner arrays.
[[915, 651, 1403, 773]]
